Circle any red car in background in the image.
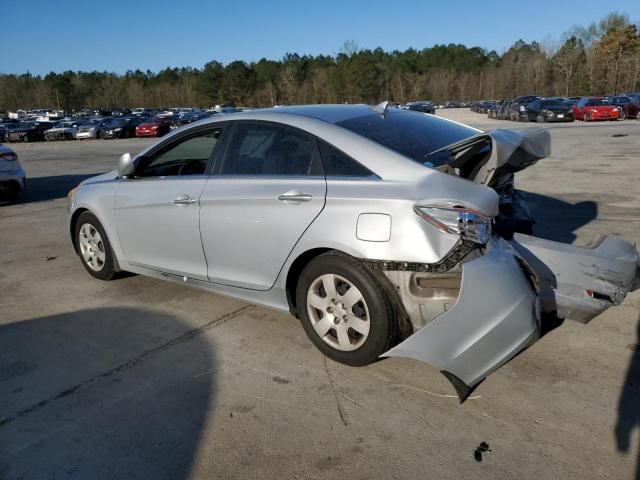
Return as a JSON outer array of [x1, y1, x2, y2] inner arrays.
[[135, 116, 172, 137], [572, 97, 619, 121]]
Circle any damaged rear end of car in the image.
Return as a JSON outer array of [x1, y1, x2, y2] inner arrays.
[[376, 126, 639, 400]]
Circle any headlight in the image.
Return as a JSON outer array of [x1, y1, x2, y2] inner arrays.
[[590, 109, 598, 113], [114, 128, 122, 131], [519, 105, 526, 112], [415, 205, 492, 244]]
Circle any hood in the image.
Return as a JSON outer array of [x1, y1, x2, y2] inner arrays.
[[81, 170, 119, 186], [586, 105, 618, 111], [12, 126, 36, 133]]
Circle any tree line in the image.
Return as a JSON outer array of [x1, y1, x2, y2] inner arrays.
[[1, 12, 638, 112]]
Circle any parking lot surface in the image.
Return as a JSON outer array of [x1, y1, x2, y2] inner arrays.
[[1, 111, 639, 479]]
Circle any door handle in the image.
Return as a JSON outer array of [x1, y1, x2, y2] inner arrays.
[[277, 190, 313, 203], [173, 194, 197, 205]]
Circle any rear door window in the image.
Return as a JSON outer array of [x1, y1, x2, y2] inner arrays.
[[221, 123, 323, 176]]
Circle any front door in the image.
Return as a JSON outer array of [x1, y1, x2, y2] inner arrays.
[[114, 128, 223, 280]]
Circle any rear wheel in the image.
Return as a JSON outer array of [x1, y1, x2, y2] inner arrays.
[[75, 211, 117, 280], [296, 252, 396, 366]]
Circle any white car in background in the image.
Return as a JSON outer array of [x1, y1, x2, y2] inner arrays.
[[76, 119, 110, 140], [0, 145, 26, 201]]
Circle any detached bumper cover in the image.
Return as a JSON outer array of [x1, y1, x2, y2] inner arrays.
[[382, 237, 540, 399], [510, 234, 640, 323]]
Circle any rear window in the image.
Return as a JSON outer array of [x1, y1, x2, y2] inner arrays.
[[335, 110, 476, 165]]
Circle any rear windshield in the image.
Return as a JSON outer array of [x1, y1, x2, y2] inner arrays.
[[336, 110, 476, 166]]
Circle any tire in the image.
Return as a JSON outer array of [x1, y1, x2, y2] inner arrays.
[[583, 113, 589, 122], [296, 251, 396, 366], [74, 211, 117, 280], [536, 114, 544, 123]]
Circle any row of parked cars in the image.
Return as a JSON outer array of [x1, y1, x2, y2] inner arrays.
[[471, 93, 640, 123], [0, 107, 238, 143]]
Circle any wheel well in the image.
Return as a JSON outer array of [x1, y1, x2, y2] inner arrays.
[[285, 247, 414, 343], [69, 208, 89, 253], [285, 248, 331, 317]]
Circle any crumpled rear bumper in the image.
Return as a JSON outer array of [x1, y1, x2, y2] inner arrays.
[[382, 236, 540, 400], [509, 234, 640, 323]]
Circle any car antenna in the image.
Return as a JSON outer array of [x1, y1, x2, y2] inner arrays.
[[372, 100, 390, 116]]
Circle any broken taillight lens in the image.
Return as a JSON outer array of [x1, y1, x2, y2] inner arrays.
[[415, 204, 492, 244]]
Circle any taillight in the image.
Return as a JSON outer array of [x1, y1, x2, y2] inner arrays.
[[415, 204, 492, 244], [0, 151, 17, 162]]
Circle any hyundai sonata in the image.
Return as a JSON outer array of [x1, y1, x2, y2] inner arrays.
[[68, 103, 639, 399]]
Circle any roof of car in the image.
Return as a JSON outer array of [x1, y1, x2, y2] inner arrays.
[[235, 104, 378, 124]]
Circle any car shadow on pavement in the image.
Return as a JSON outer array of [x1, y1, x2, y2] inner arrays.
[[0, 307, 215, 480], [521, 191, 598, 244], [616, 316, 640, 480], [0, 173, 101, 206]]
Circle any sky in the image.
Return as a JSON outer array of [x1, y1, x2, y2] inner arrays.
[[2, 0, 638, 75]]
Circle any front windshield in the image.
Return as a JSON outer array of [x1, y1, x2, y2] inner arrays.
[[336, 109, 477, 167], [586, 99, 611, 106], [540, 100, 565, 107]]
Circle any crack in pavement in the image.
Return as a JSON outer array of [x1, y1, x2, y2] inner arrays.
[[0, 304, 254, 428], [323, 356, 349, 426]]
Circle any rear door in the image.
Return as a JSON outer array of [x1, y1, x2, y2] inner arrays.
[[199, 121, 326, 290]]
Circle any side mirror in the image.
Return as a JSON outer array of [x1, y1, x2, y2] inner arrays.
[[117, 152, 135, 177]]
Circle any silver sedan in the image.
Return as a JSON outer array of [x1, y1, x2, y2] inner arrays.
[[67, 104, 639, 400]]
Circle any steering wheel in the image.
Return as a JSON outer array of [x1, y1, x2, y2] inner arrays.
[[177, 161, 204, 176]]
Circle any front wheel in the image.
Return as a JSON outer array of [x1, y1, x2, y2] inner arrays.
[[583, 113, 589, 122], [296, 252, 396, 366], [536, 114, 544, 123], [75, 211, 117, 280]]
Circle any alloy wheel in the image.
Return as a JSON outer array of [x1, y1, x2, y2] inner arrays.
[[78, 223, 106, 272]]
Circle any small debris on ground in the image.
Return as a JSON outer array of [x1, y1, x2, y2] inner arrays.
[[272, 375, 291, 384], [46, 256, 57, 261], [474, 442, 491, 462], [612, 134, 628, 138]]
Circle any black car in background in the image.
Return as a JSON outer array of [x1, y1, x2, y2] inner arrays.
[[99, 117, 142, 138], [606, 96, 635, 119], [508, 95, 540, 121], [525, 99, 574, 122], [402, 101, 436, 114], [169, 112, 208, 130], [6, 121, 55, 142]]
